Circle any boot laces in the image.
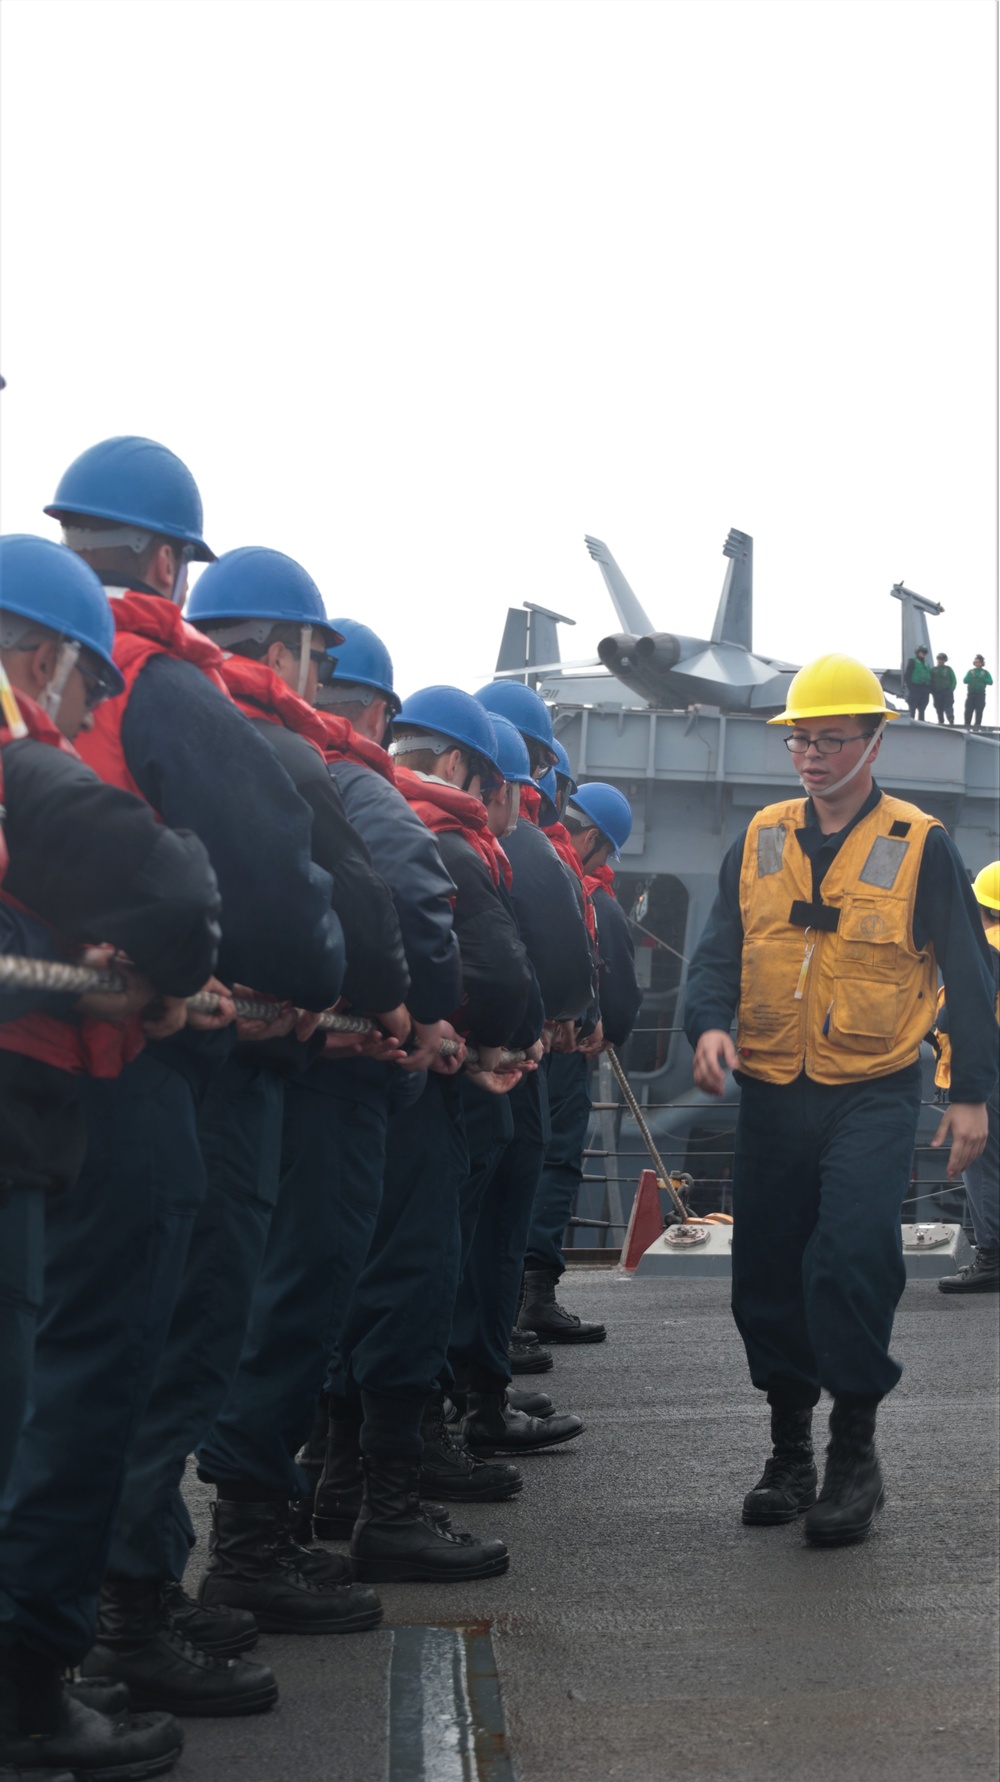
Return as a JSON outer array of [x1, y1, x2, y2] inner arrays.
[[424, 1409, 477, 1472]]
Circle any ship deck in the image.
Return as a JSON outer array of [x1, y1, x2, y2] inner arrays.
[[178, 1272, 999, 1781]]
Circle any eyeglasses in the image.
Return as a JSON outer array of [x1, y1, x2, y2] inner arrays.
[[784, 732, 872, 757], [76, 657, 117, 710]]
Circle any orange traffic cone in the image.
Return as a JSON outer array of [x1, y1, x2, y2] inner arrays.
[[620, 1169, 665, 1272]]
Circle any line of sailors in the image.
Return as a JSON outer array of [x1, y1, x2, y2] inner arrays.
[[0, 435, 642, 1781]]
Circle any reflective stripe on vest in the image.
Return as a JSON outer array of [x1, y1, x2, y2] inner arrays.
[[736, 793, 940, 1085]]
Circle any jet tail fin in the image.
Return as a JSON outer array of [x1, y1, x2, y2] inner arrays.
[[889, 581, 944, 673], [711, 529, 753, 651], [584, 536, 656, 636], [495, 601, 575, 685]]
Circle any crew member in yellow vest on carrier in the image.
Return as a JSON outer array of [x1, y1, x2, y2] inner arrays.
[[685, 655, 996, 1546]]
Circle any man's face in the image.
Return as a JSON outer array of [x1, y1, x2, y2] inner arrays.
[[974, 656, 985, 668], [786, 718, 876, 799]]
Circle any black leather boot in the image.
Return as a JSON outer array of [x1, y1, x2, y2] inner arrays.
[[198, 1499, 382, 1633], [314, 1418, 455, 1540], [79, 1579, 278, 1717], [288, 1397, 331, 1542], [1, 1641, 183, 1778], [461, 1390, 584, 1455], [419, 1400, 523, 1502], [508, 1325, 554, 1374], [313, 1414, 366, 1541], [517, 1267, 606, 1343], [938, 1244, 1000, 1293], [64, 1673, 131, 1716], [507, 1387, 554, 1419], [160, 1580, 258, 1656], [351, 1457, 510, 1582], [805, 1398, 885, 1546], [742, 1405, 818, 1525]]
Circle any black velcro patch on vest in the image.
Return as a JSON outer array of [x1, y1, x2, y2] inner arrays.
[[889, 821, 911, 838], [789, 901, 841, 932]]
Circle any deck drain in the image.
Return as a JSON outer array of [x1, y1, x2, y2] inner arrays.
[[388, 1623, 515, 1781]]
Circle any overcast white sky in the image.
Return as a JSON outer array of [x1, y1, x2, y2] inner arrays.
[[1, 0, 996, 716]]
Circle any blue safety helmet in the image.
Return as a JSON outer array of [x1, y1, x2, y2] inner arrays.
[[184, 547, 343, 645], [473, 680, 557, 764], [324, 617, 401, 715], [551, 737, 577, 792], [0, 534, 124, 695], [490, 714, 535, 786], [45, 436, 215, 562], [394, 686, 500, 770], [566, 781, 632, 859]]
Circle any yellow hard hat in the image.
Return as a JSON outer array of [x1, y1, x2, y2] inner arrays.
[[972, 861, 1000, 911], [768, 653, 898, 725]]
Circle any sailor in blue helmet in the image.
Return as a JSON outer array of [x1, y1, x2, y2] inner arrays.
[[259, 624, 512, 1527], [447, 711, 592, 1461], [520, 782, 641, 1345], [0, 440, 346, 1722], [81, 549, 396, 1691], [194, 605, 471, 1606], [0, 536, 222, 1782], [313, 686, 537, 1583], [474, 679, 559, 779]]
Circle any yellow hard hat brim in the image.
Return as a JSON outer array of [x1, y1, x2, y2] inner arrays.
[[767, 704, 899, 725]]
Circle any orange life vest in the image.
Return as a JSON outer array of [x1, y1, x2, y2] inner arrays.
[[544, 820, 597, 941], [736, 793, 940, 1085], [315, 711, 397, 785], [394, 766, 512, 890], [215, 654, 328, 754], [77, 592, 230, 798], [0, 691, 145, 1077]]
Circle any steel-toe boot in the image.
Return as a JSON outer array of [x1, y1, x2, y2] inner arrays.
[[742, 1405, 817, 1525], [79, 1579, 277, 1717], [804, 1398, 884, 1546], [517, 1267, 606, 1343], [351, 1458, 510, 1583]]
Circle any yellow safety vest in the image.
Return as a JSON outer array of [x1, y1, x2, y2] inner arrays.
[[934, 923, 1000, 1092], [736, 794, 940, 1086]]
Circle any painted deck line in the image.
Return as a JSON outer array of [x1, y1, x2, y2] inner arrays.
[[388, 1624, 516, 1782]]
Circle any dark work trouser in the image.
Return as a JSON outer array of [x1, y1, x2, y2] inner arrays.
[[963, 1082, 1000, 1249], [730, 1065, 923, 1407], [524, 1051, 591, 1275], [450, 1068, 551, 1388], [334, 1075, 469, 1431], [198, 1069, 390, 1500], [0, 1049, 209, 1662], [0, 1188, 45, 1498], [964, 692, 986, 728], [107, 1052, 285, 1581], [931, 693, 954, 724]]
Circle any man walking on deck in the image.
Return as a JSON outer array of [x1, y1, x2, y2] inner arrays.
[[685, 654, 996, 1547]]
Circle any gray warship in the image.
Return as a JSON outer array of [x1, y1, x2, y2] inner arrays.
[[494, 533, 1000, 1249]]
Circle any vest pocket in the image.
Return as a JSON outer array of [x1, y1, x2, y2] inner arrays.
[[829, 977, 898, 1051]]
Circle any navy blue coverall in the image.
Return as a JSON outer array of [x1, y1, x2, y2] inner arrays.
[[197, 750, 459, 1504], [450, 818, 590, 1387], [0, 733, 220, 1501], [332, 817, 534, 1463], [0, 651, 343, 1661], [109, 709, 403, 1581], [525, 880, 642, 1273], [684, 783, 999, 1407]]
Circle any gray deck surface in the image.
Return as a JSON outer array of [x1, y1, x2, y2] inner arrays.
[[176, 1272, 999, 1782]]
